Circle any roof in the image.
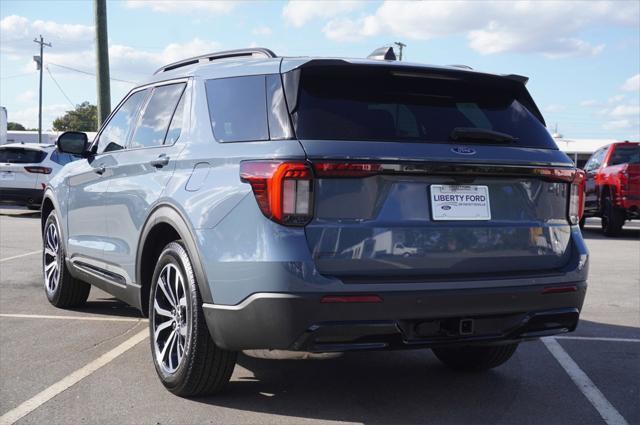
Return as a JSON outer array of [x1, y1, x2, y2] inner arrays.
[[0, 142, 55, 150], [140, 48, 529, 87]]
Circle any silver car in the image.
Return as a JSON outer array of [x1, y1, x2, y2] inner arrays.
[[43, 48, 589, 396]]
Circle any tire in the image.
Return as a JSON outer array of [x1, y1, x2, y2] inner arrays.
[[43, 212, 91, 307], [601, 192, 625, 236], [578, 216, 586, 230], [149, 241, 237, 397], [432, 343, 519, 372]]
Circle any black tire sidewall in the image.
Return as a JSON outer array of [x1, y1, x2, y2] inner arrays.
[[149, 242, 200, 390]]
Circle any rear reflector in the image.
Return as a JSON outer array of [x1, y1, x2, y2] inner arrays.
[[542, 285, 578, 294], [321, 295, 382, 303], [24, 166, 52, 174]]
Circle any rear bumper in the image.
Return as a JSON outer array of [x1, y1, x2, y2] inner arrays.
[[203, 281, 586, 352], [0, 187, 43, 206]]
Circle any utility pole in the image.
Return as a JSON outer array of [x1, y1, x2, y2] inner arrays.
[[394, 42, 406, 61], [94, 0, 111, 126], [33, 35, 51, 144]]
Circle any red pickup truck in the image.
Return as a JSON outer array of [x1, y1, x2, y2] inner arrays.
[[582, 141, 640, 235]]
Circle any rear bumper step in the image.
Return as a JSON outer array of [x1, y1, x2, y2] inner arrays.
[[203, 282, 586, 352]]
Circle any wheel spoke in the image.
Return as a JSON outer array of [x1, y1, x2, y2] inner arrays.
[[160, 330, 176, 362], [44, 247, 56, 258], [158, 275, 176, 308], [154, 319, 173, 341], [153, 299, 173, 318], [44, 261, 56, 272]]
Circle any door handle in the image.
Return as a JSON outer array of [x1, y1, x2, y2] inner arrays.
[[94, 165, 106, 175], [150, 154, 170, 168]]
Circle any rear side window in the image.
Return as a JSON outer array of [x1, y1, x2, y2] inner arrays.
[[50, 150, 79, 166], [205, 76, 268, 142], [609, 144, 640, 165], [130, 83, 186, 149], [0, 148, 46, 163], [289, 66, 556, 149], [97, 89, 149, 153]]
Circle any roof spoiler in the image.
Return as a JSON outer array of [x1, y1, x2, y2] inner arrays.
[[502, 74, 529, 85]]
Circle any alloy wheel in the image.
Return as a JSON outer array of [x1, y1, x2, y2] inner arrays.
[[43, 221, 60, 295], [153, 263, 189, 374]]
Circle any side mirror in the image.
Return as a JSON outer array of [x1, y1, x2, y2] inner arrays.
[[57, 131, 89, 156]]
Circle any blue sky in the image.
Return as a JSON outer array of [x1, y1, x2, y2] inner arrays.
[[1, 0, 639, 140]]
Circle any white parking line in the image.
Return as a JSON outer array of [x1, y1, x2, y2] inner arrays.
[[0, 250, 40, 263], [543, 337, 629, 425], [0, 328, 149, 425], [0, 313, 147, 322], [555, 335, 640, 343]]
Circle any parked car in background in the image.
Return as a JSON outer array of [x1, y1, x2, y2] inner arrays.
[[582, 141, 640, 235], [0, 143, 80, 209], [43, 48, 588, 397]]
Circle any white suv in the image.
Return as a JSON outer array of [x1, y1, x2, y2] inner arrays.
[[0, 143, 79, 209]]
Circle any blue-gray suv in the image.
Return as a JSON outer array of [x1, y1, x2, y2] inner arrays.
[[44, 48, 588, 396]]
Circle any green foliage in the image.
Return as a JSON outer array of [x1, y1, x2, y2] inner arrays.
[[52, 102, 98, 132], [7, 122, 26, 131]]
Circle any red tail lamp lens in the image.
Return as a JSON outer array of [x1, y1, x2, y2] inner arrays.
[[240, 161, 313, 226], [24, 166, 52, 174], [313, 162, 382, 178]]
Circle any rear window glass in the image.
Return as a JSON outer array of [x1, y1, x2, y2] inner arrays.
[[0, 148, 47, 163], [610, 144, 640, 165], [205, 76, 268, 142], [290, 66, 556, 149]]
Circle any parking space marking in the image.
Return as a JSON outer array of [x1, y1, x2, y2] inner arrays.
[[0, 313, 146, 322], [555, 335, 640, 343], [0, 250, 40, 263], [0, 328, 149, 425], [543, 337, 629, 425]]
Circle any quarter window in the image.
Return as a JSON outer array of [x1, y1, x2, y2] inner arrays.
[[130, 83, 186, 149], [97, 89, 149, 154], [205, 76, 269, 142]]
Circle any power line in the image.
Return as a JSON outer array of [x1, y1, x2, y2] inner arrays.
[[47, 62, 136, 84], [0, 71, 37, 80], [45, 66, 75, 108]]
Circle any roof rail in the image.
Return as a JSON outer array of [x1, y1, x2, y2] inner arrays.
[[449, 64, 473, 70], [154, 48, 277, 74]]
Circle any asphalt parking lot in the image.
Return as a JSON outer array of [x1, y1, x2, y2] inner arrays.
[[0, 208, 638, 425]]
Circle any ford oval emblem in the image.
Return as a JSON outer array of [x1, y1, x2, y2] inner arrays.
[[441, 205, 452, 210], [451, 146, 476, 155]]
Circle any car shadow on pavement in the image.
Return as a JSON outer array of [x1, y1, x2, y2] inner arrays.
[[0, 209, 40, 218], [187, 319, 639, 424], [67, 296, 145, 319], [581, 225, 640, 240]]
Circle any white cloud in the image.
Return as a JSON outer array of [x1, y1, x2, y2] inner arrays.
[[9, 104, 69, 130], [17, 90, 36, 104], [543, 104, 567, 113], [1, 14, 93, 55], [621, 74, 640, 92], [283, 1, 363, 27], [580, 100, 599, 107], [251, 26, 273, 36], [321, 1, 638, 58], [602, 119, 632, 131], [125, 0, 235, 14], [609, 104, 640, 118]]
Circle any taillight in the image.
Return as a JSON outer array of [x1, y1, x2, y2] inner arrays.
[[240, 161, 313, 226], [313, 162, 382, 178], [24, 166, 52, 174], [568, 169, 586, 225]]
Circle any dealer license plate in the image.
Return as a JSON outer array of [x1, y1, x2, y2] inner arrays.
[[430, 185, 491, 221]]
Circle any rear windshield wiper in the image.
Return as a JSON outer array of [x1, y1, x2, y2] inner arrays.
[[449, 127, 517, 144]]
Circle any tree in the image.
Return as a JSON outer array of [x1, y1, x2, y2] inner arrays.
[[7, 122, 26, 131], [52, 102, 98, 132]]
